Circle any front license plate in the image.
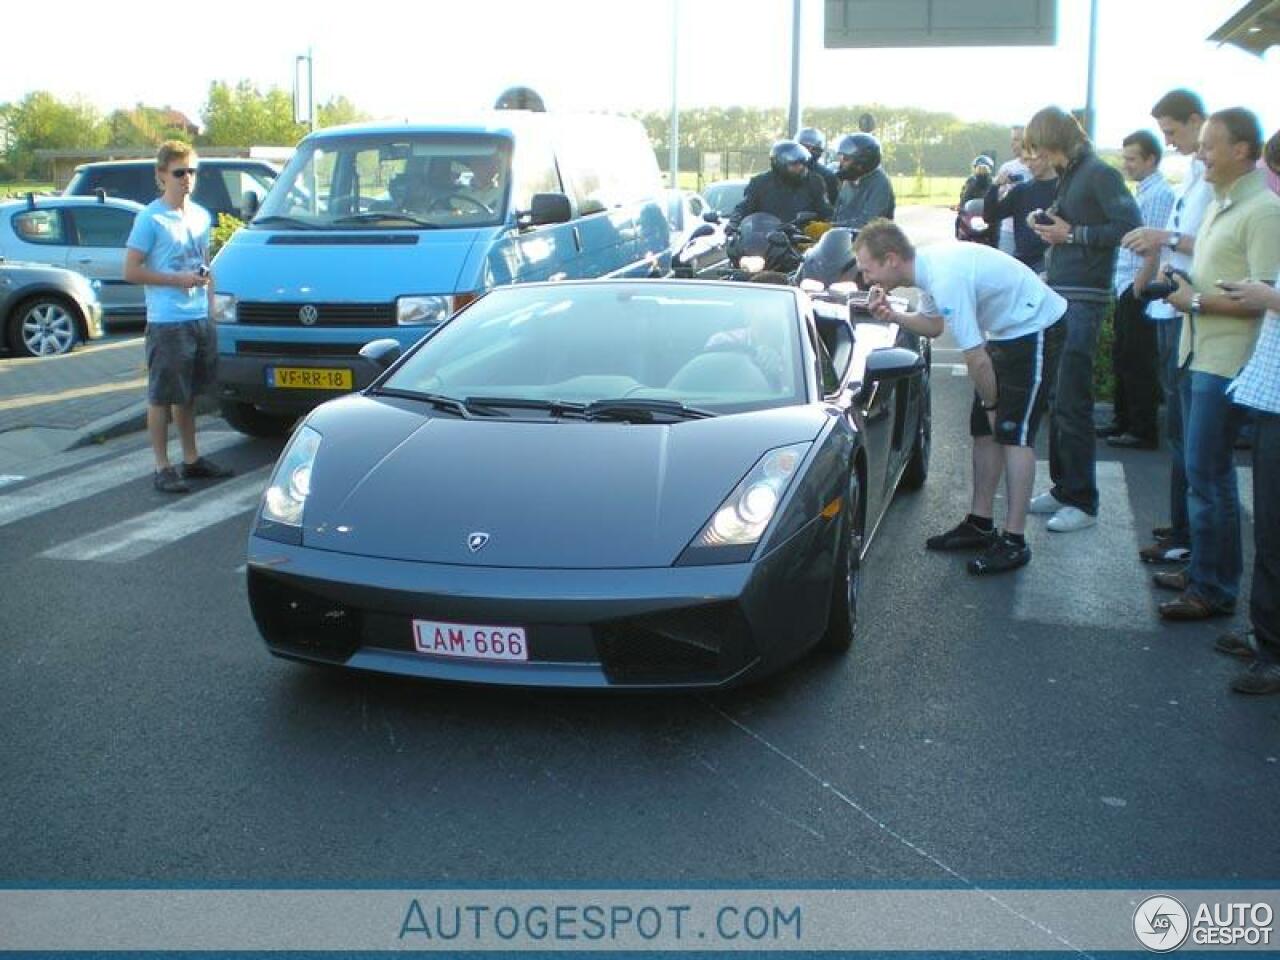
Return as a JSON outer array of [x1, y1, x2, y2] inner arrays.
[[266, 366, 353, 390], [412, 619, 529, 662]]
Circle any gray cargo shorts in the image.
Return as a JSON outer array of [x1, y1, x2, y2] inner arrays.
[[145, 319, 217, 406]]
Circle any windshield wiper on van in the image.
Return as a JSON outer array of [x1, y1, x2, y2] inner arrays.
[[370, 388, 507, 418], [582, 398, 717, 422], [250, 215, 323, 230], [332, 212, 441, 228]]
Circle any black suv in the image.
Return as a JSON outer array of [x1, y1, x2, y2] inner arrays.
[[64, 158, 279, 221]]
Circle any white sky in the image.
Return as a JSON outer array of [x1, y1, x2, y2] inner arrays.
[[4, 0, 1277, 154]]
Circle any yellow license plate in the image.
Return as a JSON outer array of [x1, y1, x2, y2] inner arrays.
[[267, 366, 353, 390]]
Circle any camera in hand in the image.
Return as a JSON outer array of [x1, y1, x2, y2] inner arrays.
[[1008, 173, 1025, 184], [196, 264, 210, 278], [1033, 210, 1055, 225], [1139, 266, 1192, 302]]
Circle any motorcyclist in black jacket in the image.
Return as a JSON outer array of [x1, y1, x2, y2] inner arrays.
[[797, 127, 839, 206], [833, 133, 895, 230], [728, 140, 833, 231]]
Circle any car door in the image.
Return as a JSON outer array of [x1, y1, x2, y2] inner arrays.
[[65, 205, 142, 316]]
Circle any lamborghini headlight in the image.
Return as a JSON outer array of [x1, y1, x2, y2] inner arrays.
[[692, 442, 810, 548], [261, 425, 321, 527]]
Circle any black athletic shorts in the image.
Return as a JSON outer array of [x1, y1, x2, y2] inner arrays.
[[969, 319, 1064, 447]]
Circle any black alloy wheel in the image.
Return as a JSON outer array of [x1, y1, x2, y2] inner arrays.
[[821, 470, 863, 653], [900, 362, 931, 490]]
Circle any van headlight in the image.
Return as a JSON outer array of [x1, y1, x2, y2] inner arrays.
[[690, 443, 810, 549], [212, 293, 237, 323], [260, 425, 321, 530], [397, 295, 451, 326]]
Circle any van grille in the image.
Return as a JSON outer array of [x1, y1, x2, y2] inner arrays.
[[237, 302, 396, 326]]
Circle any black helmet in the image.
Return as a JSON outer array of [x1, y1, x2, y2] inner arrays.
[[835, 133, 882, 181], [796, 127, 825, 161], [770, 140, 809, 185], [494, 86, 546, 112]]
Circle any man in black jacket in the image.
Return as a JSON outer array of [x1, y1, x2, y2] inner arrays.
[[797, 127, 840, 206], [728, 140, 833, 230], [1022, 106, 1142, 533]]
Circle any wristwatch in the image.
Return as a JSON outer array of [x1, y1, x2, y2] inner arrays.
[[1166, 232, 1181, 251], [1190, 293, 1203, 315], [982, 400, 999, 411]]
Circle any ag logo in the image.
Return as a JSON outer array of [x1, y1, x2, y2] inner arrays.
[[1134, 895, 1190, 952], [467, 532, 490, 553], [298, 304, 318, 325]]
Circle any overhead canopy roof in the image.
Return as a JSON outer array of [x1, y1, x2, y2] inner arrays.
[[1209, 0, 1280, 55]]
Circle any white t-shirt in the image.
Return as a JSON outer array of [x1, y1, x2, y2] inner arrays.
[[1148, 156, 1212, 321], [913, 242, 1067, 351]]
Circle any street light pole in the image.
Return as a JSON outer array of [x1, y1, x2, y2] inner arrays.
[[294, 49, 314, 132], [669, 0, 680, 189], [1084, 0, 1098, 140], [787, 0, 802, 137]]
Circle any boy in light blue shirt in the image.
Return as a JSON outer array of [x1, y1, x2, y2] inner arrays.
[[125, 141, 232, 493]]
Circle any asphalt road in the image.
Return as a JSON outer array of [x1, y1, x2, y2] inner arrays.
[[0, 367, 1274, 891]]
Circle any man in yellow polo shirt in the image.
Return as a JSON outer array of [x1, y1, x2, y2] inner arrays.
[[1161, 108, 1280, 621]]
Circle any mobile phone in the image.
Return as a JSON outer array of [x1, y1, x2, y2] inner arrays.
[[1008, 173, 1024, 184], [1034, 211, 1054, 226], [196, 264, 210, 278]]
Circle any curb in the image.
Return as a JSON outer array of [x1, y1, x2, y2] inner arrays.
[[70, 394, 219, 451]]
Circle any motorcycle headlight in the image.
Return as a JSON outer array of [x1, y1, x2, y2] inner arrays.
[[799, 278, 825, 292], [690, 443, 810, 550], [212, 293, 237, 324], [397, 295, 452, 326], [260, 425, 321, 529], [740, 256, 766, 274]]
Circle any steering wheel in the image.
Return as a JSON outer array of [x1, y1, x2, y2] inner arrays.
[[430, 193, 495, 216]]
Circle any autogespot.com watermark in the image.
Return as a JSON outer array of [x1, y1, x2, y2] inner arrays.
[[398, 899, 802, 945], [1134, 895, 1274, 951]]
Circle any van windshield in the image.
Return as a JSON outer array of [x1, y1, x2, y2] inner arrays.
[[256, 134, 510, 230]]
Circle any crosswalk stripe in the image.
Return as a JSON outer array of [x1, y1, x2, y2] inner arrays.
[[1239, 465, 1254, 525], [0, 432, 244, 530], [40, 468, 270, 563]]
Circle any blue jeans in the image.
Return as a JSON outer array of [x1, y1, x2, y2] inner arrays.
[[1251, 412, 1280, 660], [1048, 300, 1104, 515], [1156, 320, 1188, 543], [1179, 371, 1245, 608]]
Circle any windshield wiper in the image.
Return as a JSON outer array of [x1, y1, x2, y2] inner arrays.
[[332, 212, 441, 228], [371, 388, 507, 418], [250, 215, 323, 230], [463, 396, 588, 418], [582, 398, 716, 422]]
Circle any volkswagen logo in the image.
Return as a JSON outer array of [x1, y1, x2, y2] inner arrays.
[[298, 304, 319, 325], [467, 532, 490, 553]]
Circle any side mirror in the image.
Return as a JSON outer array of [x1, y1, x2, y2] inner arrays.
[[527, 192, 572, 226], [864, 346, 924, 383], [240, 191, 261, 220], [359, 338, 402, 371], [686, 223, 715, 242], [702, 210, 722, 224]]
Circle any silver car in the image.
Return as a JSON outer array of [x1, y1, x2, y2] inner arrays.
[[0, 258, 104, 357], [0, 195, 145, 322]]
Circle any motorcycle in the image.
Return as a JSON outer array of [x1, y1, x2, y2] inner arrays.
[[954, 197, 995, 245], [719, 212, 825, 280]]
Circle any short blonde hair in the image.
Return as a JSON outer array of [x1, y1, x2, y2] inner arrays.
[[852, 218, 914, 263], [156, 140, 194, 172]]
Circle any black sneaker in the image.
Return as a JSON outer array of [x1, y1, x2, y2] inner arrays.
[[181, 456, 234, 480], [967, 536, 1031, 575], [926, 519, 998, 551], [154, 466, 190, 494]]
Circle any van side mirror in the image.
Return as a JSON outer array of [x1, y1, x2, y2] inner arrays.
[[359, 338, 402, 371], [864, 346, 924, 383], [527, 192, 572, 226], [241, 191, 261, 220]]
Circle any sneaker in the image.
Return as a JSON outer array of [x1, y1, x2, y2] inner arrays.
[[1152, 568, 1189, 592], [1215, 630, 1258, 660], [153, 466, 190, 494], [1151, 525, 1175, 540], [1028, 491, 1062, 515], [1047, 506, 1097, 532], [1230, 661, 1280, 695], [1139, 540, 1191, 564], [926, 519, 998, 551], [180, 456, 234, 480], [967, 535, 1031, 575]]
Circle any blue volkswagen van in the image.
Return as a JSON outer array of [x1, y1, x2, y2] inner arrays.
[[210, 112, 671, 435]]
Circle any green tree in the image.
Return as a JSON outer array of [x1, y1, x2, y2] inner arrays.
[[200, 80, 306, 147], [317, 96, 369, 129], [4, 91, 107, 178]]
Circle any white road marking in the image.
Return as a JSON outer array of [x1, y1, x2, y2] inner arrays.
[[40, 468, 270, 563], [1239, 464, 1253, 525], [0, 432, 243, 530]]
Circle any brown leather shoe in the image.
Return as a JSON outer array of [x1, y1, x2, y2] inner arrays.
[[1159, 592, 1233, 621], [1152, 569, 1189, 592], [1139, 539, 1191, 564], [1215, 630, 1258, 659]]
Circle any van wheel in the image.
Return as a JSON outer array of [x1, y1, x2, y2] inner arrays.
[[219, 400, 296, 438]]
